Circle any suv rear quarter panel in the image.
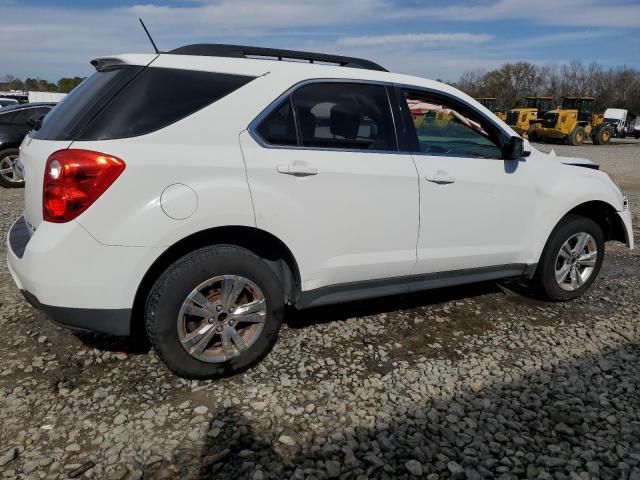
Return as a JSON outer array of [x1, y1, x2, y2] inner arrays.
[[73, 83, 268, 247]]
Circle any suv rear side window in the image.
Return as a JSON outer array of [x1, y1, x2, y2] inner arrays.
[[79, 68, 254, 140], [293, 83, 397, 151], [255, 97, 297, 146], [254, 82, 397, 152]]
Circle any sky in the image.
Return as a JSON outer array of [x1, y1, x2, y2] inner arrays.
[[1, 0, 640, 82]]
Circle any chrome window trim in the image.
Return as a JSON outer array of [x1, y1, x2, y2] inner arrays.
[[247, 78, 403, 155]]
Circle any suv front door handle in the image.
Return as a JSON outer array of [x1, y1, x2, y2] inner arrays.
[[277, 165, 318, 177], [425, 170, 456, 185]]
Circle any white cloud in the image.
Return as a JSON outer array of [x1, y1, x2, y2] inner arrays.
[[0, 0, 638, 81], [336, 33, 493, 47], [399, 0, 640, 28]]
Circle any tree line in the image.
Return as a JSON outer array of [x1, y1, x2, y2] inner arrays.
[[1, 75, 84, 94], [455, 61, 640, 114]]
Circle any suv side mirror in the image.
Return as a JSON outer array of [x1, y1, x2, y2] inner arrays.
[[505, 136, 530, 159]]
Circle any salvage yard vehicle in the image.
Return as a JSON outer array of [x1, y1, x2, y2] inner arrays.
[[475, 97, 507, 121], [505, 96, 554, 138], [603, 108, 628, 138], [6, 45, 634, 379], [0, 102, 55, 187], [533, 97, 615, 145], [628, 116, 640, 139], [0, 98, 19, 108]]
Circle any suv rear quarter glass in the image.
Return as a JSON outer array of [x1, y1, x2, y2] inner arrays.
[[79, 68, 254, 140], [34, 66, 255, 141]]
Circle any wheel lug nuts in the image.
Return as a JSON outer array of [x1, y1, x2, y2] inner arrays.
[[215, 325, 223, 332], [229, 320, 235, 326], [216, 305, 223, 312], [208, 318, 215, 324]]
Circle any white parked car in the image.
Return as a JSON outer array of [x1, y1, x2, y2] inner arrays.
[[7, 45, 634, 379], [0, 97, 19, 108]]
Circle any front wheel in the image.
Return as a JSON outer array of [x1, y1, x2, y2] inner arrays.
[[533, 215, 604, 301], [0, 149, 25, 188], [569, 126, 585, 146], [145, 245, 284, 379]]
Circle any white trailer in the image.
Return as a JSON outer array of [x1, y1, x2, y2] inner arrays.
[[27, 91, 67, 103]]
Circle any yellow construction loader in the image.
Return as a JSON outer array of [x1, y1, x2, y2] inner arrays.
[[505, 97, 554, 137], [475, 97, 507, 121], [531, 97, 614, 145]]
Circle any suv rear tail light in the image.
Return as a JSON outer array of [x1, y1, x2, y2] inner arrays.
[[43, 149, 125, 223]]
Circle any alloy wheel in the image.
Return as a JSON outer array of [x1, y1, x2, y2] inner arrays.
[[177, 275, 267, 363], [554, 232, 598, 291], [0, 154, 23, 185]]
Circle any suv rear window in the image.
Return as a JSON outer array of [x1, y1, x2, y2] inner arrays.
[[34, 66, 254, 141]]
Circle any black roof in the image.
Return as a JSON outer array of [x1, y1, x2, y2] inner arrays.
[[169, 44, 387, 72]]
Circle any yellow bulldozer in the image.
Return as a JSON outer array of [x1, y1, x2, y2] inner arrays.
[[475, 97, 507, 121], [530, 97, 614, 145], [505, 97, 554, 137]]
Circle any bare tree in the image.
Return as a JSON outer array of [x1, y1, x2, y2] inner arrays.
[[455, 61, 640, 113]]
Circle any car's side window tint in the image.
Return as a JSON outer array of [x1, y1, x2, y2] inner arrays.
[[402, 89, 502, 159], [256, 98, 297, 146], [292, 83, 397, 151]]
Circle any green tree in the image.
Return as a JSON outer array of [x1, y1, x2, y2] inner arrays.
[[57, 76, 84, 93]]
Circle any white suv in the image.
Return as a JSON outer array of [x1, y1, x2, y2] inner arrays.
[[7, 45, 634, 379]]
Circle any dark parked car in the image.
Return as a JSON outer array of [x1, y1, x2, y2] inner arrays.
[[0, 103, 55, 187]]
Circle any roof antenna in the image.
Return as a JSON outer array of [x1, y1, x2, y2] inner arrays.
[[139, 18, 160, 54]]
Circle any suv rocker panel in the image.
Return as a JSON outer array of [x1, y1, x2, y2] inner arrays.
[[295, 263, 528, 309]]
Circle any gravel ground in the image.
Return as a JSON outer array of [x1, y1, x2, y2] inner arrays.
[[1, 141, 639, 480]]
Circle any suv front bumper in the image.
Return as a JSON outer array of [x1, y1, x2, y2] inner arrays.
[[7, 215, 162, 336]]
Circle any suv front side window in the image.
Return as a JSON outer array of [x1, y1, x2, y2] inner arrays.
[[402, 89, 502, 159]]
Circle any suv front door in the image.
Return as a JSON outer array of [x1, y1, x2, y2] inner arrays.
[[240, 81, 419, 292], [397, 87, 536, 275]]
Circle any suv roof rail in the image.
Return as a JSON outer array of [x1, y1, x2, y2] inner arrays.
[[168, 44, 388, 72]]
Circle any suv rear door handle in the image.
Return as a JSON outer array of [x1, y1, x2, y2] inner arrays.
[[425, 170, 456, 184], [277, 165, 318, 177]]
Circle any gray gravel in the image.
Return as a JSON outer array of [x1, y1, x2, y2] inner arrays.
[[1, 142, 639, 479]]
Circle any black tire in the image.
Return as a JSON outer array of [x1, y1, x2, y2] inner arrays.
[[593, 125, 612, 145], [0, 148, 24, 188], [526, 125, 539, 142], [533, 215, 604, 301], [569, 126, 585, 146], [145, 245, 284, 379]]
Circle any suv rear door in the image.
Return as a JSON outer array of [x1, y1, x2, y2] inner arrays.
[[240, 81, 419, 291]]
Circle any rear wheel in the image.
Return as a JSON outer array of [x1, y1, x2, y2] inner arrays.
[[569, 126, 585, 146], [145, 245, 284, 379], [0, 149, 24, 188], [533, 215, 604, 301]]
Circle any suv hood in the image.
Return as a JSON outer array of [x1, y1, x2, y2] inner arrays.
[[546, 149, 598, 169]]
